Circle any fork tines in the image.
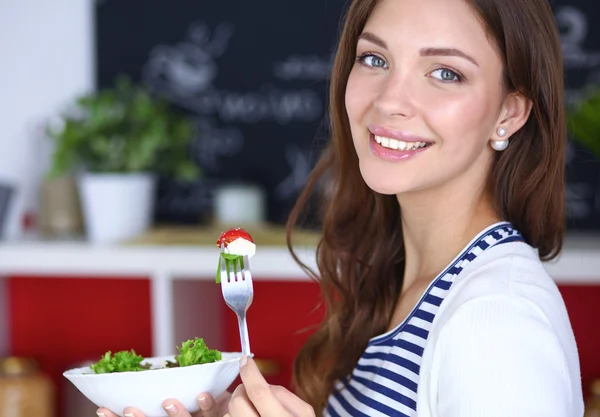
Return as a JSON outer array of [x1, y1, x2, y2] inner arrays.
[[220, 255, 252, 284]]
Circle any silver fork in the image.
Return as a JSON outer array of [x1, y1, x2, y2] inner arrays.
[[219, 254, 254, 356]]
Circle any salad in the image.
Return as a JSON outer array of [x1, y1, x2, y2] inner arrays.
[[215, 228, 256, 283], [88, 227, 256, 374], [89, 337, 222, 374]]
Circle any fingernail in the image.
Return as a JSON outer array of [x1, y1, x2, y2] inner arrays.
[[240, 355, 248, 367], [164, 403, 177, 414], [96, 413, 105, 417], [198, 396, 208, 409], [124, 414, 134, 417]]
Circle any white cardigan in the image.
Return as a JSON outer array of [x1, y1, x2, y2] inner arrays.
[[416, 240, 585, 416]]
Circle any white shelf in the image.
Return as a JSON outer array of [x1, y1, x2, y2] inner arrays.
[[0, 237, 319, 358], [0, 240, 316, 279], [0, 233, 599, 357], [0, 233, 599, 282]]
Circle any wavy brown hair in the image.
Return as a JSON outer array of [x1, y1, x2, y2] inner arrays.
[[286, 0, 566, 412]]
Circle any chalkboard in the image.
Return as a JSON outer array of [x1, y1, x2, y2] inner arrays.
[[555, 1, 600, 229], [95, 0, 600, 229]]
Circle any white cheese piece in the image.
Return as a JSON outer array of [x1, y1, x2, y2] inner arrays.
[[225, 237, 256, 258]]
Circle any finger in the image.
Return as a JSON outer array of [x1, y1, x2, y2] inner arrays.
[[196, 392, 216, 417], [228, 384, 259, 417], [216, 391, 232, 416], [239, 357, 292, 417], [196, 391, 231, 417], [159, 399, 193, 416], [271, 386, 316, 417], [96, 408, 120, 417], [122, 407, 146, 417]]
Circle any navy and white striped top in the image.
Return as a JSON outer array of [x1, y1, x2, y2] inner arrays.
[[323, 222, 524, 417]]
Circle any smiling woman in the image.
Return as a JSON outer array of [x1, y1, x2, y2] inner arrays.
[[285, 0, 585, 416], [95, 0, 584, 416]]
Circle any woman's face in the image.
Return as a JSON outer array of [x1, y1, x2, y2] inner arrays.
[[346, 0, 514, 197]]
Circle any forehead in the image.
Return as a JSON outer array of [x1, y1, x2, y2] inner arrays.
[[363, 0, 497, 62]]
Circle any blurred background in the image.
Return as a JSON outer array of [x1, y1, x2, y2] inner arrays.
[[0, 0, 599, 415]]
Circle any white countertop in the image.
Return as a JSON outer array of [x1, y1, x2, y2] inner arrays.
[[0, 232, 599, 283]]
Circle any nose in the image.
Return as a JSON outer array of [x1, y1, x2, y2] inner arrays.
[[373, 72, 417, 119]]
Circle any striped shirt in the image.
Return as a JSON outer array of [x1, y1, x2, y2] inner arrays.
[[324, 222, 524, 417]]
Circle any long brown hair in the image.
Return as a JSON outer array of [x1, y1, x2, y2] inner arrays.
[[286, 0, 566, 412]]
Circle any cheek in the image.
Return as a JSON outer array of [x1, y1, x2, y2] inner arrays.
[[345, 70, 374, 125], [420, 88, 497, 149]]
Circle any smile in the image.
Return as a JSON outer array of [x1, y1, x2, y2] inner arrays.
[[367, 125, 434, 161], [373, 135, 430, 151]]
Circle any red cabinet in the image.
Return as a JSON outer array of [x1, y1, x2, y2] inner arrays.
[[6, 277, 600, 416]]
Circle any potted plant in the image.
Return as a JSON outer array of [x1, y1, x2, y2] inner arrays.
[[46, 76, 200, 244], [567, 85, 600, 160]]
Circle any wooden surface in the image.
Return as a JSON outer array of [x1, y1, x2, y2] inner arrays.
[[126, 223, 322, 248]]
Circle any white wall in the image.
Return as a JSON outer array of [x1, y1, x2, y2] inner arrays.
[[0, 0, 95, 356], [0, 0, 95, 240]]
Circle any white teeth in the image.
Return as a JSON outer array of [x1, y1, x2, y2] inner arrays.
[[374, 135, 428, 151]]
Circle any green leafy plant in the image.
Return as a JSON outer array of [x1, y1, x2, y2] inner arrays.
[[89, 338, 222, 374], [46, 75, 200, 180], [567, 85, 600, 160], [174, 337, 222, 367], [90, 349, 150, 374]]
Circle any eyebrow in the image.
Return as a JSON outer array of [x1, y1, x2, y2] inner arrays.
[[357, 31, 480, 67]]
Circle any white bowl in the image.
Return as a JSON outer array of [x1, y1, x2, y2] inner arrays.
[[63, 352, 243, 417]]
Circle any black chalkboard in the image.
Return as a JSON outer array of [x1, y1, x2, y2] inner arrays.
[[555, 1, 600, 229], [95, 0, 600, 229]]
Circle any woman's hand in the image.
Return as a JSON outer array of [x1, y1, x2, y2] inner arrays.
[[96, 390, 231, 417], [225, 356, 315, 417]]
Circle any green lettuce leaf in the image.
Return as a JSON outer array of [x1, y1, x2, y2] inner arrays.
[[215, 253, 244, 283], [175, 337, 222, 367], [90, 349, 150, 374]]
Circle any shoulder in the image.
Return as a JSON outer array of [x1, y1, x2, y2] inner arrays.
[[421, 241, 584, 416], [440, 240, 566, 320], [435, 240, 579, 366]]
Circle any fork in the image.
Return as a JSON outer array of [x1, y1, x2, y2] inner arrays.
[[219, 254, 254, 356]]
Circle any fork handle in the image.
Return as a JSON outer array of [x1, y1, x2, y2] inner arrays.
[[237, 313, 251, 356]]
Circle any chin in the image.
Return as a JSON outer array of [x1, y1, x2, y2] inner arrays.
[[359, 165, 408, 196]]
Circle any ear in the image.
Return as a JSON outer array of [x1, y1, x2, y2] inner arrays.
[[494, 92, 532, 140]]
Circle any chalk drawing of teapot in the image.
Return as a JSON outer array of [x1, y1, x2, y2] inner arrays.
[[143, 22, 234, 97]]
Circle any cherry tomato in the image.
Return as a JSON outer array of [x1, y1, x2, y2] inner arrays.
[[216, 228, 254, 248]]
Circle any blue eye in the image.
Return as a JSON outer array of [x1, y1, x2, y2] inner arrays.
[[430, 68, 462, 82], [356, 53, 388, 69]]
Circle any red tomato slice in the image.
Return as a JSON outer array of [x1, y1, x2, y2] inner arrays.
[[216, 228, 254, 248]]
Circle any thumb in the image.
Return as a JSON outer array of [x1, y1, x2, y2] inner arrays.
[[239, 356, 291, 417], [239, 356, 266, 384]]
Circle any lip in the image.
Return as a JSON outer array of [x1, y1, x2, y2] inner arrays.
[[367, 124, 434, 144], [368, 132, 432, 161]]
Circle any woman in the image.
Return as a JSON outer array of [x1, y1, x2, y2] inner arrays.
[[98, 0, 585, 415]]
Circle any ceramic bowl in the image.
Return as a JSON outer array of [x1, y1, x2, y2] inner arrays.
[[63, 353, 242, 417]]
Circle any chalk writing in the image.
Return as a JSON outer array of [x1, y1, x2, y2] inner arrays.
[[275, 145, 313, 201], [273, 55, 332, 81]]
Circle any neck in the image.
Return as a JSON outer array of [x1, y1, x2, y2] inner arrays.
[[397, 181, 500, 291]]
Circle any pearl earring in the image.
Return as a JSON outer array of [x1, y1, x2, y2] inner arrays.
[[491, 139, 509, 151], [490, 127, 509, 151]]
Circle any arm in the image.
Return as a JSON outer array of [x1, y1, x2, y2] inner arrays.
[[434, 296, 574, 417]]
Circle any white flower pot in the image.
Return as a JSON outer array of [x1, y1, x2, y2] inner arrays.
[[77, 172, 156, 244]]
